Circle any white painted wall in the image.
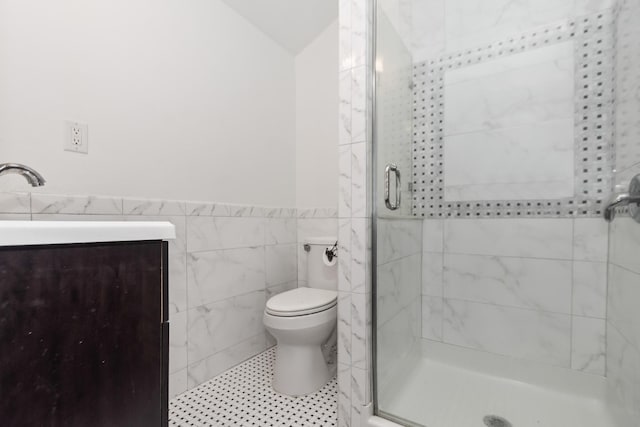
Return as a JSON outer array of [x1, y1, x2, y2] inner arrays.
[[294, 20, 339, 209], [0, 0, 296, 206]]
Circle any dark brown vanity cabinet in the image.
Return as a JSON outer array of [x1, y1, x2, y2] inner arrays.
[[0, 240, 169, 427]]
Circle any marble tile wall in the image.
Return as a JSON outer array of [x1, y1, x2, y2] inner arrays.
[[0, 192, 339, 401], [412, 9, 616, 218], [338, 0, 375, 425], [182, 203, 300, 395], [346, 1, 624, 425], [409, 0, 617, 62], [422, 217, 609, 375], [297, 208, 339, 287], [606, 216, 640, 425], [375, 8, 413, 218], [614, 0, 640, 178], [376, 218, 422, 390], [358, 0, 640, 425], [442, 41, 575, 202], [606, 0, 640, 423]]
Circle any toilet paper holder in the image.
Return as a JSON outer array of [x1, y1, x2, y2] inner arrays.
[[302, 241, 338, 261], [324, 241, 338, 262]]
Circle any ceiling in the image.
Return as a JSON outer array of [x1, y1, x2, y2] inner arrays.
[[221, 0, 338, 55]]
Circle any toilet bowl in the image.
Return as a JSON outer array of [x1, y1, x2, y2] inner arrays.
[[263, 237, 338, 396], [264, 287, 337, 396]]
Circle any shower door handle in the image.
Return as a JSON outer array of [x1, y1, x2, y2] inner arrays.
[[384, 163, 401, 210]]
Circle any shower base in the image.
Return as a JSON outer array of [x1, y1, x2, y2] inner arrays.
[[379, 340, 616, 427]]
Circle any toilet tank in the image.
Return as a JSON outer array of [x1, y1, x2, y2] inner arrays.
[[305, 236, 338, 291]]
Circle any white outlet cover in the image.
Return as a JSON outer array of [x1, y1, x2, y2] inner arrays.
[[64, 121, 88, 154]]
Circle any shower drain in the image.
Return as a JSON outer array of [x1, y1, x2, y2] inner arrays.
[[483, 415, 512, 427]]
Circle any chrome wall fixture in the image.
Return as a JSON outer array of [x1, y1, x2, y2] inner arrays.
[[0, 163, 46, 187], [324, 241, 338, 262], [604, 174, 640, 223], [384, 163, 400, 210]]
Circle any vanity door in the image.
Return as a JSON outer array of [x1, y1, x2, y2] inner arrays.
[[0, 240, 168, 427]]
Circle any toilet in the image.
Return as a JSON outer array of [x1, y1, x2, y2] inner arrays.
[[263, 237, 338, 396]]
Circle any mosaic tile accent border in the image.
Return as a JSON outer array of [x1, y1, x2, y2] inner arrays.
[[412, 10, 616, 218]]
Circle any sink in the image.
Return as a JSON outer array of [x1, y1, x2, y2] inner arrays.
[[0, 221, 176, 247]]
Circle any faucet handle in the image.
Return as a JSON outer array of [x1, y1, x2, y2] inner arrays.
[[604, 174, 640, 223]]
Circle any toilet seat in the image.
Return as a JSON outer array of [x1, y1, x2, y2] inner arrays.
[[266, 287, 337, 317]]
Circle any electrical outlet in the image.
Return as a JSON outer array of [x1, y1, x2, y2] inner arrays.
[[64, 121, 88, 154]]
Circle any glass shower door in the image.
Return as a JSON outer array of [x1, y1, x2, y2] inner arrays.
[[604, 1, 640, 419], [605, 179, 640, 426], [372, 0, 634, 426], [373, 2, 423, 424]]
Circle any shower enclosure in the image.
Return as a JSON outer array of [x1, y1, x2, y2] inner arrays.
[[372, 0, 640, 426]]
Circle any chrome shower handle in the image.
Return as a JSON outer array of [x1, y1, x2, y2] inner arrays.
[[604, 174, 640, 223], [384, 163, 400, 210], [604, 193, 640, 221]]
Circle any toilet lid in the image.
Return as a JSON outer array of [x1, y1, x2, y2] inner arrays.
[[266, 287, 337, 317]]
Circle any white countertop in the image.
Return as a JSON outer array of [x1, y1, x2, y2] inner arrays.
[[0, 221, 176, 247]]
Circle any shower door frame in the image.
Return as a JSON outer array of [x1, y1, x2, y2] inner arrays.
[[370, 0, 381, 409]]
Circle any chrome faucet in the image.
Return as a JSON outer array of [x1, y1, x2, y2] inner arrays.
[[0, 163, 46, 187]]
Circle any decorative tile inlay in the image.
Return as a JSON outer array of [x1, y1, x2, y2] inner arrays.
[[169, 348, 337, 427], [412, 11, 616, 218]]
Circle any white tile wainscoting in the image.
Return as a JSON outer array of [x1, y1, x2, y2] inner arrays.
[[422, 217, 608, 375], [0, 191, 337, 400]]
